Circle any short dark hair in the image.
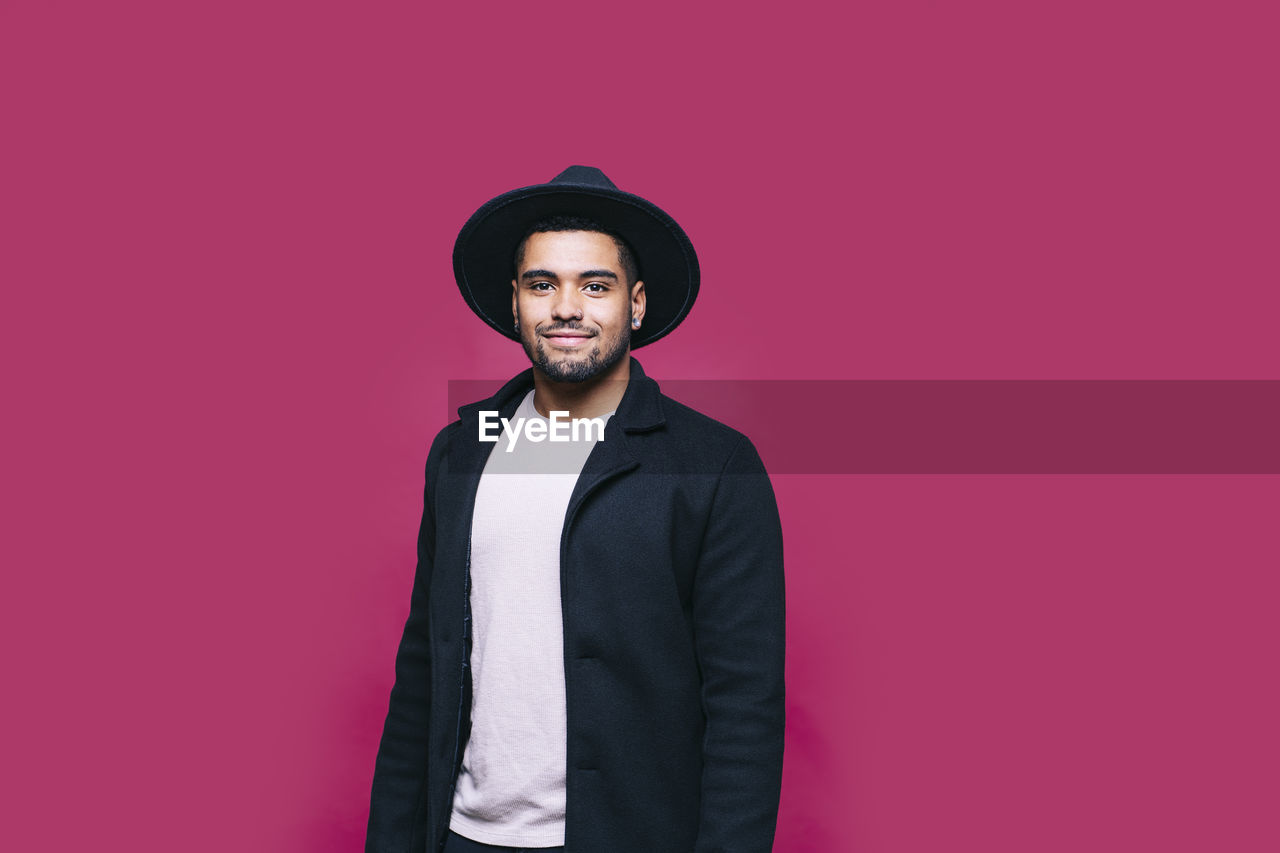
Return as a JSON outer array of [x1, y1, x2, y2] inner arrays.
[[513, 215, 640, 286]]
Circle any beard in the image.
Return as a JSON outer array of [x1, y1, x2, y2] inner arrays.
[[521, 319, 631, 383]]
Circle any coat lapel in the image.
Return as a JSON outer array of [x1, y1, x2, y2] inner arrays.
[[439, 368, 536, 552], [564, 357, 665, 531]]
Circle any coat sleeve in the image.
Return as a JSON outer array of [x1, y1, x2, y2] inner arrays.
[[366, 425, 449, 853], [692, 434, 786, 853]]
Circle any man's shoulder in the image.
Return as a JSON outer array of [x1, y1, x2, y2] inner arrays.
[[657, 391, 746, 441], [423, 419, 462, 472], [649, 389, 764, 472], [428, 419, 459, 449]]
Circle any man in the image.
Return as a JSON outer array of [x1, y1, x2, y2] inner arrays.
[[367, 166, 785, 853]]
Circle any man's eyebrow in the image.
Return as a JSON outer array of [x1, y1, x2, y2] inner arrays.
[[520, 269, 620, 281]]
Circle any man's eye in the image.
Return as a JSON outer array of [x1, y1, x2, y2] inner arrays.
[[532, 282, 553, 291], [585, 283, 606, 292]]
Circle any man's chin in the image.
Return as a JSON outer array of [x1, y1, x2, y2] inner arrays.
[[538, 358, 599, 383]]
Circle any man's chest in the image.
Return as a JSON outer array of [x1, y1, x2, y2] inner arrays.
[[469, 471, 580, 580]]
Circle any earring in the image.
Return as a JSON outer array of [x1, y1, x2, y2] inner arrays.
[[632, 318, 641, 328], [513, 320, 520, 332]]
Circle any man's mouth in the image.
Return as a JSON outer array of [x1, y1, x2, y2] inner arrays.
[[542, 330, 593, 348]]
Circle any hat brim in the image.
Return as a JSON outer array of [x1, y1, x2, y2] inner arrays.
[[452, 184, 700, 348]]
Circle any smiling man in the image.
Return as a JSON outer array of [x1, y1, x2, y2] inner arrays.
[[366, 167, 786, 853]]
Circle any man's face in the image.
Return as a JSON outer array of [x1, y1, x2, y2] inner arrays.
[[512, 230, 645, 383]]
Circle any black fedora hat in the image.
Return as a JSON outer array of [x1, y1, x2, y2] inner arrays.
[[452, 165, 700, 348]]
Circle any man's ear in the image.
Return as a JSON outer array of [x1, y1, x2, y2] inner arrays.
[[631, 280, 646, 325], [511, 279, 518, 326]]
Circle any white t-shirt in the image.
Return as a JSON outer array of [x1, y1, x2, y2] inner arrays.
[[449, 389, 612, 848]]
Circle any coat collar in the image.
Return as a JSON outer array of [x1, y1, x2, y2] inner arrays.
[[457, 356, 666, 434]]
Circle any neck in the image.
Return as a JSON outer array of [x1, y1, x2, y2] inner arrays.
[[530, 354, 631, 420]]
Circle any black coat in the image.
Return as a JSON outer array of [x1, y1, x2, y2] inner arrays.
[[367, 357, 785, 853]]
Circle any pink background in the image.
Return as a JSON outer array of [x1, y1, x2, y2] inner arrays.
[[2, 1, 1277, 851]]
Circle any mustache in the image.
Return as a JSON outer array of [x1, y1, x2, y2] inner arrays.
[[539, 322, 594, 335]]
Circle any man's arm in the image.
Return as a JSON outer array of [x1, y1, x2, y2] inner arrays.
[[691, 434, 786, 853], [366, 426, 448, 853]]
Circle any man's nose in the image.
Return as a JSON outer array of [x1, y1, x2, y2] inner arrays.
[[551, 290, 583, 321]]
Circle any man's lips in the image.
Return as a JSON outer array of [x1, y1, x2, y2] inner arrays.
[[542, 330, 594, 348]]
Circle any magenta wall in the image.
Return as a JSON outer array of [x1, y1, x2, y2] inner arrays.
[[3, 2, 1277, 851]]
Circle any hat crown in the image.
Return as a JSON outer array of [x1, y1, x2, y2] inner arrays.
[[550, 165, 617, 190]]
